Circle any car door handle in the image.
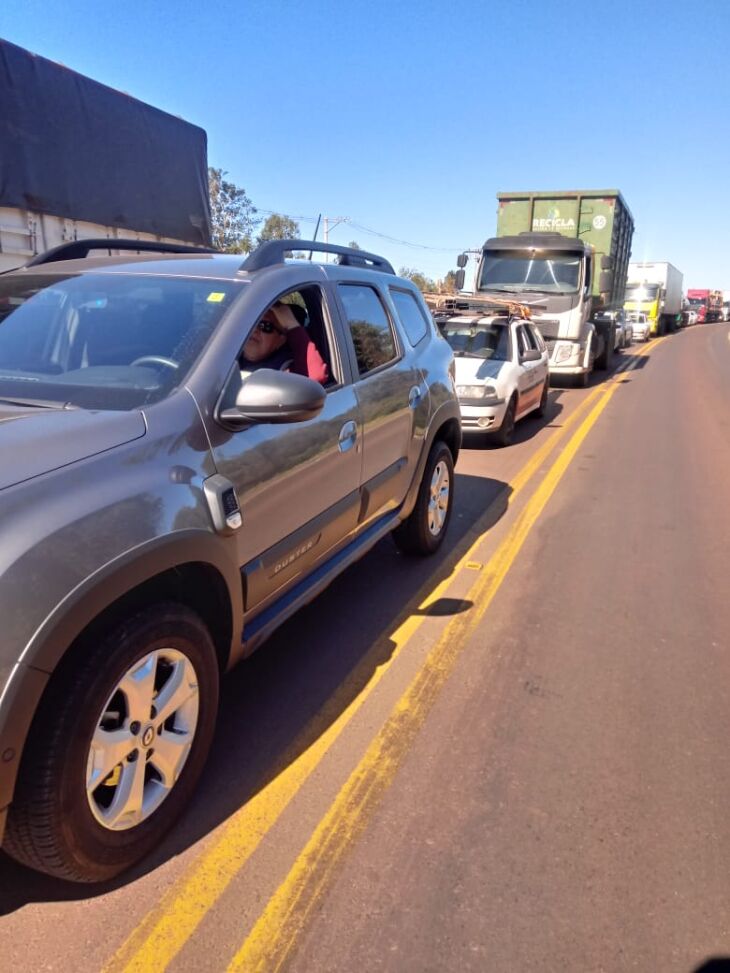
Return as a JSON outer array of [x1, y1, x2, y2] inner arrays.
[[408, 386, 423, 409], [338, 420, 357, 453]]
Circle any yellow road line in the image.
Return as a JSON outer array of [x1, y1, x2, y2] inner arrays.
[[106, 346, 656, 973], [227, 375, 625, 973]]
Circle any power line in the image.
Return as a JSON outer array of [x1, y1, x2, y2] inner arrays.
[[348, 221, 463, 253], [255, 207, 462, 253]]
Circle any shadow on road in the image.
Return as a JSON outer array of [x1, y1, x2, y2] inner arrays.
[[0, 471, 511, 913], [462, 387, 566, 451]]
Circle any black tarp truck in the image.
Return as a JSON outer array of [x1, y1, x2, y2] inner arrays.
[[456, 190, 635, 386], [0, 39, 211, 272]]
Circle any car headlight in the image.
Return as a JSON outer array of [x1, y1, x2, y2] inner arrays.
[[456, 383, 500, 403], [456, 384, 486, 399]]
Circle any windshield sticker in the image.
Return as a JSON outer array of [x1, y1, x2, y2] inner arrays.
[[207, 292, 226, 303]]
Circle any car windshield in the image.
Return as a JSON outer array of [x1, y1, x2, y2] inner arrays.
[[478, 252, 582, 294], [625, 284, 659, 301], [0, 272, 239, 410], [441, 320, 510, 360]]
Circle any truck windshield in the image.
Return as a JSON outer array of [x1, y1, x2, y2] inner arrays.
[[478, 252, 582, 295], [687, 298, 706, 307], [0, 272, 239, 410], [440, 320, 510, 361], [625, 284, 660, 301]]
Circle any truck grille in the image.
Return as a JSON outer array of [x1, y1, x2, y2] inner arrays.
[[533, 318, 561, 340]]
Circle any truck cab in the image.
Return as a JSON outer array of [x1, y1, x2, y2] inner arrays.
[[457, 232, 615, 385], [624, 281, 662, 336], [455, 190, 634, 386]]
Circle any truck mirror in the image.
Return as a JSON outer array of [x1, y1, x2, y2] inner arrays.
[[599, 270, 613, 293], [455, 269, 465, 290], [601, 255, 614, 271], [456, 253, 468, 268]]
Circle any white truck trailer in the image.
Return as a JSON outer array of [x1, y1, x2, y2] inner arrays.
[[0, 39, 211, 273], [624, 262, 683, 336]]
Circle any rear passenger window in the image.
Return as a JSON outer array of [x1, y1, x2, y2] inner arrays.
[[527, 324, 545, 351], [389, 288, 429, 346], [516, 326, 534, 357], [338, 284, 398, 375]]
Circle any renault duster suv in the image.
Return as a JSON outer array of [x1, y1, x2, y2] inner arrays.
[[0, 239, 460, 882]]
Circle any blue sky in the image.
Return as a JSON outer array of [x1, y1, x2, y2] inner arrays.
[[2, 0, 729, 289]]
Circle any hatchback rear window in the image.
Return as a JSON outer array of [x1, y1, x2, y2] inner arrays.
[[389, 288, 429, 346]]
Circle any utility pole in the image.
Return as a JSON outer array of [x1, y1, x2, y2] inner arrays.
[[323, 216, 350, 261]]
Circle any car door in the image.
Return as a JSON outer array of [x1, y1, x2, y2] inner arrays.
[[335, 279, 424, 528], [514, 324, 544, 415], [208, 283, 363, 612], [527, 322, 549, 392]]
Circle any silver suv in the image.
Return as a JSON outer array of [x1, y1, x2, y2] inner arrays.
[[0, 239, 460, 882]]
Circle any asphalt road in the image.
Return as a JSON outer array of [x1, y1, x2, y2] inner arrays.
[[2, 324, 729, 973]]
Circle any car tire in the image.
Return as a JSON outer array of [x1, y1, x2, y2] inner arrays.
[[4, 604, 219, 883], [489, 394, 517, 447], [393, 440, 454, 556], [534, 380, 549, 418]]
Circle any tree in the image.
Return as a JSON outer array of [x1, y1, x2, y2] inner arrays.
[[399, 267, 437, 293], [348, 240, 361, 250], [208, 167, 258, 253], [257, 213, 301, 244], [437, 270, 457, 294]]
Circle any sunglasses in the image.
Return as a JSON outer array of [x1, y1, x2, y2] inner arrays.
[[256, 320, 277, 334]]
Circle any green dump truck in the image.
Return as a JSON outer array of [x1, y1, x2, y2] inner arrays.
[[457, 190, 634, 385]]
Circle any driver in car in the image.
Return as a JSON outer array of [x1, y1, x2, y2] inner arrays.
[[240, 302, 328, 384]]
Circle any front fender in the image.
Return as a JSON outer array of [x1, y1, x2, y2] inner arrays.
[[0, 530, 242, 825], [400, 399, 461, 522]]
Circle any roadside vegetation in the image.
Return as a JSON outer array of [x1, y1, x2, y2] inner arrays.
[[208, 167, 456, 293]]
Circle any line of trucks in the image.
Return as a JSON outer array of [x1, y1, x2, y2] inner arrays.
[[454, 190, 727, 386], [1, 39, 727, 390]]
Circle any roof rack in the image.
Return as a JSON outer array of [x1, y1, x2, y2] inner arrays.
[[26, 238, 218, 266], [240, 240, 395, 275], [423, 293, 543, 319]]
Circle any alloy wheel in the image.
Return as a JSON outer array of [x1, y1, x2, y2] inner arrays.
[[427, 460, 450, 536], [86, 649, 199, 831]]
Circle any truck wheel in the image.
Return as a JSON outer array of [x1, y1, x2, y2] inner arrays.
[[595, 330, 613, 371], [393, 440, 454, 556], [489, 395, 517, 447], [4, 604, 219, 883]]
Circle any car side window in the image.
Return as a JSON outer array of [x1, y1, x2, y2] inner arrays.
[[527, 324, 545, 351], [516, 325, 532, 358], [389, 287, 429, 346], [338, 283, 398, 376], [239, 285, 337, 387]]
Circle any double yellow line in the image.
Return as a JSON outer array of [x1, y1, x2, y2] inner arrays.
[[107, 343, 660, 973]]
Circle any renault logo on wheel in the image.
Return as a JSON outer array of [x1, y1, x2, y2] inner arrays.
[[142, 725, 155, 747]]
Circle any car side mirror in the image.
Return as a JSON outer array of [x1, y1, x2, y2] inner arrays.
[[601, 255, 614, 270], [520, 349, 542, 363], [456, 253, 468, 268], [455, 268, 465, 290], [219, 368, 326, 429]]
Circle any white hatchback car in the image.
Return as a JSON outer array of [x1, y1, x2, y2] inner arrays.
[[440, 312, 549, 446], [628, 311, 650, 341]]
